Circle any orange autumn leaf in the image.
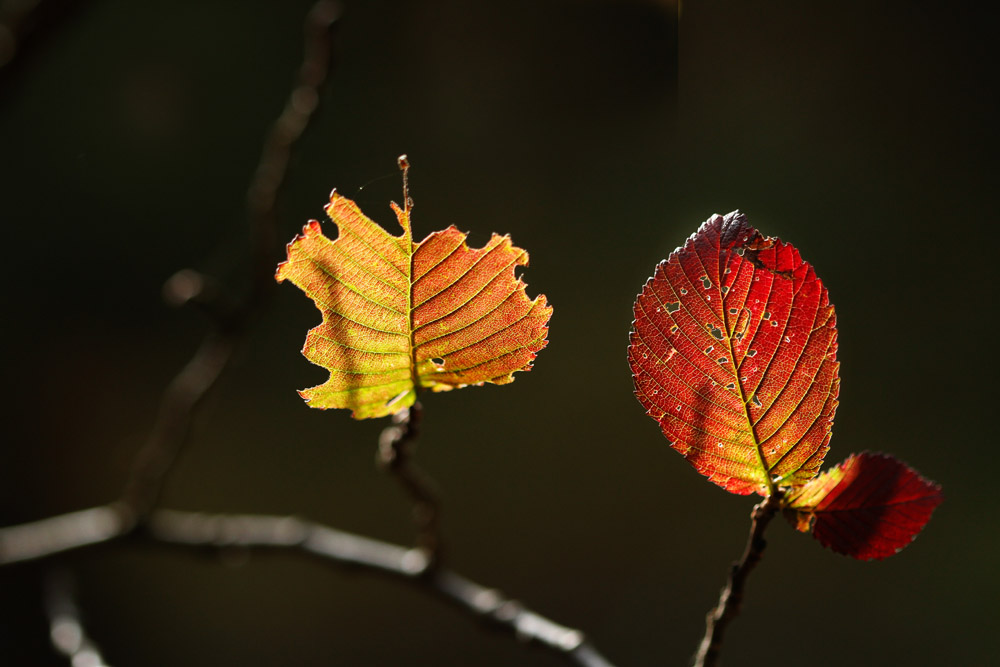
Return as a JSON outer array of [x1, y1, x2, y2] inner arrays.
[[276, 160, 551, 419]]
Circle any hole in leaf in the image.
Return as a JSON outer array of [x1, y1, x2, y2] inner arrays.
[[728, 308, 738, 315], [763, 311, 771, 320], [717, 357, 728, 365], [680, 287, 688, 295], [705, 345, 714, 354], [751, 394, 762, 408], [666, 301, 680, 313], [701, 276, 712, 289], [670, 325, 678, 334], [708, 325, 724, 340], [725, 382, 736, 390], [721, 285, 729, 294], [432, 357, 445, 366], [770, 320, 778, 326], [747, 349, 757, 357]]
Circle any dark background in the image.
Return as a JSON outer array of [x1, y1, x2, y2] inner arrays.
[[1, 0, 995, 665]]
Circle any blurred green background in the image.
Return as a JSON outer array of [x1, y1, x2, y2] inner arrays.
[[1, 0, 994, 665]]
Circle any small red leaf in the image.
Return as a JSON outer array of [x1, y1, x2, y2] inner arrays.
[[784, 452, 943, 560], [628, 212, 839, 495]]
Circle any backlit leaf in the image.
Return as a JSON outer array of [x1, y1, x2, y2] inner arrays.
[[784, 452, 943, 560], [277, 175, 551, 419], [628, 212, 839, 495]]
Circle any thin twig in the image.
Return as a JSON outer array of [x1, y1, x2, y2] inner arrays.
[[148, 509, 614, 667], [693, 491, 783, 667], [246, 0, 340, 304], [0, 507, 127, 565], [1, 507, 614, 666], [377, 402, 444, 564], [117, 0, 341, 523], [46, 571, 112, 667], [118, 332, 236, 521]]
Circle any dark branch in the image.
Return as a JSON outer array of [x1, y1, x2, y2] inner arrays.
[[246, 0, 341, 304], [693, 491, 783, 667], [118, 332, 236, 521], [0, 506, 128, 565], [116, 0, 341, 523], [148, 510, 613, 667], [1, 507, 614, 667], [46, 571, 111, 667], [377, 402, 444, 564]]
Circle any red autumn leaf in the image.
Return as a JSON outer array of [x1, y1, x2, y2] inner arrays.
[[784, 452, 943, 560], [628, 212, 839, 495], [276, 166, 551, 419]]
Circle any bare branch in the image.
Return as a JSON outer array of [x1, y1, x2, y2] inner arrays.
[[377, 402, 444, 563], [148, 510, 614, 667], [0, 506, 128, 565], [693, 491, 783, 667], [3, 507, 615, 666], [118, 333, 236, 520], [116, 0, 341, 522], [46, 571, 112, 667], [246, 0, 341, 303]]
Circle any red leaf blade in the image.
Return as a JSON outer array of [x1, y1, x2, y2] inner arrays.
[[628, 212, 839, 495], [785, 452, 943, 560]]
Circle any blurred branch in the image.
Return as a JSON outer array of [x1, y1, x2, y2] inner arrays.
[[117, 0, 341, 523], [693, 491, 783, 667], [377, 402, 444, 564], [46, 571, 111, 667], [149, 510, 613, 667], [118, 332, 236, 522], [1, 507, 615, 667], [0, 506, 127, 565], [246, 0, 340, 303], [0, 0, 88, 98]]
